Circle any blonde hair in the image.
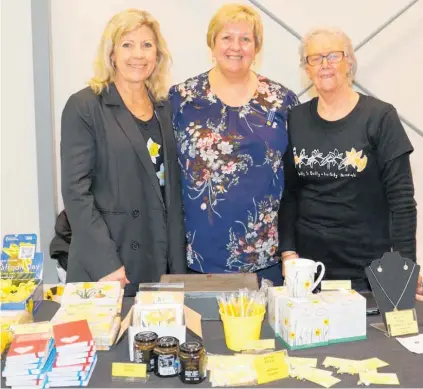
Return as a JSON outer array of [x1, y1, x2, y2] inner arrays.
[[88, 9, 172, 100], [299, 27, 357, 82], [207, 3, 263, 53]]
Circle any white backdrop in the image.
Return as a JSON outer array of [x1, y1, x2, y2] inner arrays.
[[50, 0, 423, 261]]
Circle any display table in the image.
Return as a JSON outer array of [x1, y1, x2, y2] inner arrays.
[[2, 299, 423, 388]]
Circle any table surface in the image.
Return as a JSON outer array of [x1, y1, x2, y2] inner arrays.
[[2, 299, 423, 388]]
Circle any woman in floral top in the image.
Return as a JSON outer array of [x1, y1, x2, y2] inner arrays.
[[169, 3, 298, 285]]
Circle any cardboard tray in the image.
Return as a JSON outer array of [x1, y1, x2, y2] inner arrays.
[[160, 273, 259, 320]]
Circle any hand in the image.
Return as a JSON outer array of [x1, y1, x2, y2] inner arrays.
[[416, 273, 423, 302], [99, 266, 130, 289], [281, 251, 299, 278]]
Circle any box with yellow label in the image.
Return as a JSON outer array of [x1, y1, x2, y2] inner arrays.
[[275, 290, 366, 350]]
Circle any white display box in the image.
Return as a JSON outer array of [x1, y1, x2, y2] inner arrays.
[[267, 286, 288, 334], [272, 290, 366, 350]]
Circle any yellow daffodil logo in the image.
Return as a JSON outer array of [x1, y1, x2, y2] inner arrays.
[[147, 138, 161, 164], [315, 328, 321, 336], [289, 332, 296, 339], [345, 148, 367, 172], [284, 318, 289, 326], [312, 299, 320, 304], [304, 280, 311, 289], [287, 301, 294, 308], [323, 318, 330, 326]]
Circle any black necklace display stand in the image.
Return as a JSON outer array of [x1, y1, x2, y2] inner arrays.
[[365, 251, 419, 329]]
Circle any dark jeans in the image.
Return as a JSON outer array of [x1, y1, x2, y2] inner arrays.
[[187, 262, 284, 287]]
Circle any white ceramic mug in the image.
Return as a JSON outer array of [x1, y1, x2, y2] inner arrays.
[[284, 258, 325, 299]]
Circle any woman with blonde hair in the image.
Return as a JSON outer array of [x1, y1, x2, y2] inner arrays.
[[61, 9, 186, 296], [169, 3, 298, 285], [279, 27, 420, 295]]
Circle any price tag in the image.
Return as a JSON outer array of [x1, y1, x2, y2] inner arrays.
[[385, 309, 418, 337], [254, 351, 289, 384], [321, 280, 351, 290], [112, 363, 146, 378]]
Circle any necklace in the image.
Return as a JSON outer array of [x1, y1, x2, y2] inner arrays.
[[133, 101, 153, 120], [369, 263, 416, 311]]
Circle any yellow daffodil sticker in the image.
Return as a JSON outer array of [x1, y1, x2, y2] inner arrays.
[[289, 332, 296, 339], [345, 148, 367, 172], [284, 318, 289, 326], [147, 138, 161, 164], [323, 318, 330, 326], [287, 301, 294, 308], [315, 328, 322, 336], [304, 280, 311, 289]]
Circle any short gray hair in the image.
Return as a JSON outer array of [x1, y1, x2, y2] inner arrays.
[[299, 27, 357, 80]]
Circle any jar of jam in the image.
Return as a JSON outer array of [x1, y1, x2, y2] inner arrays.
[[154, 336, 179, 377], [133, 331, 158, 372], [179, 341, 207, 384]]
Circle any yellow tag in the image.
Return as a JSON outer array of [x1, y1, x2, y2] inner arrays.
[[287, 357, 318, 368], [12, 321, 51, 335], [359, 357, 389, 370], [305, 373, 341, 388], [321, 280, 351, 290], [290, 366, 340, 388], [254, 351, 289, 384], [111, 363, 146, 378], [243, 339, 275, 350], [358, 372, 399, 385], [386, 309, 418, 337], [323, 357, 358, 368]]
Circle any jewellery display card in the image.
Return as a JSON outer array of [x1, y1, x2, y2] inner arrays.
[[365, 252, 419, 329], [385, 308, 418, 337]]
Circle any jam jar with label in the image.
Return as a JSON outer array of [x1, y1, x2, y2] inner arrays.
[[179, 341, 207, 384], [153, 336, 179, 377], [133, 331, 158, 372]]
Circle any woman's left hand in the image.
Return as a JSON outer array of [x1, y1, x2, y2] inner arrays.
[[416, 273, 423, 302]]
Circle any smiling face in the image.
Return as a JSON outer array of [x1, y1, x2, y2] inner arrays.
[[212, 21, 256, 75], [305, 33, 351, 94], [112, 25, 157, 86]]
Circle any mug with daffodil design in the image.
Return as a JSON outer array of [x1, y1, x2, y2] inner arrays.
[[284, 258, 325, 299]]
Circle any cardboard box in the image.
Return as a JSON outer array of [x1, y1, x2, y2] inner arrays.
[[274, 290, 366, 350], [160, 273, 259, 320], [126, 284, 203, 361], [1, 234, 43, 315]]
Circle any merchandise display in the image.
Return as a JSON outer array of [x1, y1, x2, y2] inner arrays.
[[0, 234, 421, 388]]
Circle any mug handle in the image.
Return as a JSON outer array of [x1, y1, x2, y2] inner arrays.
[[311, 261, 326, 292]]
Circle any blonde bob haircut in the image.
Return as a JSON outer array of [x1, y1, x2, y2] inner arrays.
[[299, 27, 357, 83], [88, 9, 172, 100], [207, 3, 263, 53]]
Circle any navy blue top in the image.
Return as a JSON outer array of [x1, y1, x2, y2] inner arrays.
[[169, 71, 298, 273]]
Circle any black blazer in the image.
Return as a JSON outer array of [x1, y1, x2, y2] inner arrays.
[[61, 83, 187, 295]]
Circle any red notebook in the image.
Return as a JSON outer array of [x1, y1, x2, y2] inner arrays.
[[7, 333, 52, 362], [53, 320, 94, 351]]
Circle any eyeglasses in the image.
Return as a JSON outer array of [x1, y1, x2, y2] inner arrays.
[[305, 51, 347, 66]]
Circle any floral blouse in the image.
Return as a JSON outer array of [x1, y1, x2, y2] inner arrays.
[[169, 71, 298, 273]]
